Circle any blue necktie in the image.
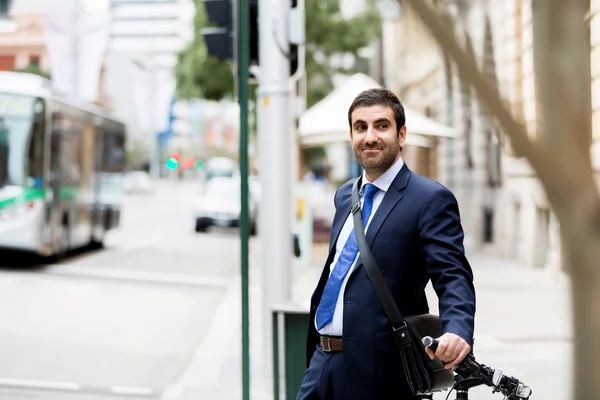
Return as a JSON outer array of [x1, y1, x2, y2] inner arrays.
[[316, 183, 379, 330]]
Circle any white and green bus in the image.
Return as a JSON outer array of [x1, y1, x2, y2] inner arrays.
[[0, 72, 126, 259]]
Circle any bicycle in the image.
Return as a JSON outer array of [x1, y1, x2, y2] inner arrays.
[[418, 336, 533, 400]]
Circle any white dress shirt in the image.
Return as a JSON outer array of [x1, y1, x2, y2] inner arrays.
[[317, 156, 404, 336]]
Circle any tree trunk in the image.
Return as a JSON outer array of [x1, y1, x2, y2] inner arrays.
[[531, 2, 600, 395], [562, 227, 600, 398]]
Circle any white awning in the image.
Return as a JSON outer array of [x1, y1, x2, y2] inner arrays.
[[299, 73, 456, 148]]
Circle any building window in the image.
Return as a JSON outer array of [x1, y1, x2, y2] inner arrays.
[[482, 16, 502, 187], [461, 35, 475, 169], [482, 206, 494, 243], [0, 0, 10, 15], [488, 129, 502, 186], [29, 55, 40, 68]]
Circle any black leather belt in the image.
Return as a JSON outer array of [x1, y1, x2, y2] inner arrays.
[[319, 335, 343, 352]]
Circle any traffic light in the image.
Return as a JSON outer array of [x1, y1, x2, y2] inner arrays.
[[249, 0, 299, 75], [203, 0, 259, 64], [166, 157, 179, 170], [202, 0, 301, 76], [183, 157, 195, 169], [289, 0, 299, 76], [194, 160, 205, 170], [249, 0, 258, 65], [203, 0, 234, 61]]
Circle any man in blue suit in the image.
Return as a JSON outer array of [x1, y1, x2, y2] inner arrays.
[[296, 88, 476, 400]]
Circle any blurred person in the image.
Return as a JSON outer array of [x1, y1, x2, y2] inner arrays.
[[296, 88, 476, 400]]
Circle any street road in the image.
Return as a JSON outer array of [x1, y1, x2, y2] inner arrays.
[[0, 180, 572, 400], [0, 181, 251, 400]]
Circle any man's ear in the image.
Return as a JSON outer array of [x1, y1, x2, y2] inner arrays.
[[398, 125, 407, 148]]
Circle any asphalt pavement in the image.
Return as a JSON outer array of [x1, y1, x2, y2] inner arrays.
[[0, 180, 254, 400]]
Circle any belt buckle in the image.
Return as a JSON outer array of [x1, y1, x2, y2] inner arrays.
[[321, 337, 332, 352]]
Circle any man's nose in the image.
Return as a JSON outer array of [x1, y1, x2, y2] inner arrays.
[[365, 126, 377, 143]]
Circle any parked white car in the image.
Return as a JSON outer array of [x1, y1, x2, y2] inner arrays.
[[123, 171, 153, 194], [195, 177, 257, 235]]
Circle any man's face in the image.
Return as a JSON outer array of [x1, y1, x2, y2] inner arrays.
[[349, 105, 406, 175]]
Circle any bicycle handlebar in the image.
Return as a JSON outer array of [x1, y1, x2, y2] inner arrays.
[[422, 336, 532, 400]]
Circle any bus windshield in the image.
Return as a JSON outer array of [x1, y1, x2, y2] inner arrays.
[[0, 93, 44, 188]]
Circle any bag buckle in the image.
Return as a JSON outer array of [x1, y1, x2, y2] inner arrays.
[[392, 322, 412, 347], [392, 320, 407, 332]]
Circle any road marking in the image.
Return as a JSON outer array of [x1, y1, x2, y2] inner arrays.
[[0, 377, 81, 391], [47, 266, 231, 288], [110, 385, 156, 396], [0, 378, 158, 397]]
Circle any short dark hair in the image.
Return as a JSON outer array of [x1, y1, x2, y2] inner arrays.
[[348, 88, 406, 133]]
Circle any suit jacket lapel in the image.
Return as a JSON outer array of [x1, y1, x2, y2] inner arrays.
[[354, 164, 412, 272], [328, 181, 353, 255]]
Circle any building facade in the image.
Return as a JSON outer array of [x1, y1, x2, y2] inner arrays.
[[387, 0, 600, 273], [106, 0, 194, 144], [0, 1, 48, 73], [108, 0, 193, 71]]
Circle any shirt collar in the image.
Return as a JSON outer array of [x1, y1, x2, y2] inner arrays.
[[361, 156, 404, 194]]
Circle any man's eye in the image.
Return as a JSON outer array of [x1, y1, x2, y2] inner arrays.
[[355, 125, 366, 130], [378, 124, 388, 129]]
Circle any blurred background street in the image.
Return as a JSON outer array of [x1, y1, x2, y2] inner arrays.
[[0, 180, 253, 399], [0, 181, 572, 400], [0, 0, 597, 398]]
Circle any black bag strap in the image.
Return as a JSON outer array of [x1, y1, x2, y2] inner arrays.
[[351, 177, 406, 330]]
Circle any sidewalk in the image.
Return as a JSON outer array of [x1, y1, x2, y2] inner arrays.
[[163, 243, 572, 400]]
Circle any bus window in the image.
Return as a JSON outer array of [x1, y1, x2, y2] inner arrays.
[[0, 94, 44, 188], [103, 130, 125, 173], [27, 112, 44, 188]]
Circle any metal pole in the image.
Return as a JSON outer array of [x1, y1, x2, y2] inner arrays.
[[237, 0, 251, 399], [257, 0, 291, 380]]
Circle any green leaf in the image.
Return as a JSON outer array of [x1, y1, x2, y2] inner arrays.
[[174, 0, 233, 101]]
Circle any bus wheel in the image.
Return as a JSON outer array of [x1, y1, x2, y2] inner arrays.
[[89, 226, 105, 250], [48, 227, 69, 263]]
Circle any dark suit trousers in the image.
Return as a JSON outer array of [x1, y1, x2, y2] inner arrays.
[[296, 345, 422, 400], [296, 346, 345, 400]]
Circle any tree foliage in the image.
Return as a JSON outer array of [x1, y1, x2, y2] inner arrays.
[[175, 0, 381, 105], [305, 0, 381, 107], [174, 0, 234, 101], [12, 64, 51, 80]]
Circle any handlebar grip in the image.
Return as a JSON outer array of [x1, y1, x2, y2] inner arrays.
[[422, 336, 439, 352]]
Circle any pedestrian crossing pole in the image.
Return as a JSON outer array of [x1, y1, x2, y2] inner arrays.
[[236, 0, 251, 399]]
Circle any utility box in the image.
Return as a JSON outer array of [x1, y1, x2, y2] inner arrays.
[[272, 305, 310, 400]]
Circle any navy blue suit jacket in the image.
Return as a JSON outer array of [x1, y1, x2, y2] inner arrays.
[[305, 164, 476, 399]]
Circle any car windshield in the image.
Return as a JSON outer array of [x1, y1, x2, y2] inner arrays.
[[205, 179, 239, 201]]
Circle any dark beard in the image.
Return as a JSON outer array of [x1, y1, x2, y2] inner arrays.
[[354, 144, 399, 176]]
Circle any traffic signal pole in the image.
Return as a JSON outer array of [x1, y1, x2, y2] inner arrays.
[[257, 0, 292, 385], [237, 1, 251, 400]]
